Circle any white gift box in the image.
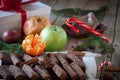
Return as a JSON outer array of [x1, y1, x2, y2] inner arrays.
[[0, 2, 51, 37]]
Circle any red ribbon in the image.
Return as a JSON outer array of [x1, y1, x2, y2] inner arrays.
[[0, 0, 37, 37], [65, 17, 109, 42]]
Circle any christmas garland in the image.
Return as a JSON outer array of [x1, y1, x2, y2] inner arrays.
[[52, 6, 108, 21]]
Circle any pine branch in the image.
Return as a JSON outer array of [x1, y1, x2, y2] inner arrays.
[[0, 39, 25, 54], [52, 6, 108, 21], [74, 35, 115, 54]]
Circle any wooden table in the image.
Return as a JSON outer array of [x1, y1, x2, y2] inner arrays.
[[40, 0, 120, 79]]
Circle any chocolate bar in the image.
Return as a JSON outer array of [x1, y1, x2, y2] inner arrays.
[[52, 63, 68, 80], [22, 64, 41, 80], [70, 62, 86, 80], [46, 53, 59, 65], [62, 62, 79, 80], [45, 53, 59, 67], [39, 53, 59, 68], [55, 53, 68, 64], [0, 51, 12, 65], [10, 53, 23, 66], [34, 65, 51, 80], [0, 65, 14, 80], [38, 55, 51, 68], [9, 65, 28, 80], [23, 54, 33, 61], [67, 53, 85, 68], [56, 54, 78, 80]]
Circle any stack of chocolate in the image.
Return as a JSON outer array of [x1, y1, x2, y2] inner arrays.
[[0, 51, 86, 80]]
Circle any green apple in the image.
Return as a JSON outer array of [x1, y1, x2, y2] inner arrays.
[[40, 25, 67, 51]]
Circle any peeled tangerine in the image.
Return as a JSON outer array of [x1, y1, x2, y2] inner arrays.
[[23, 16, 51, 36], [22, 34, 46, 56]]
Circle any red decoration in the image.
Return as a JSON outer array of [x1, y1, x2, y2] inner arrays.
[[65, 17, 109, 42], [0, 0, 37, 37], [97, 61, 111, 70]]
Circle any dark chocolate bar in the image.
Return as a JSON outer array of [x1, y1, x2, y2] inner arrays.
[[45, 53, 59, 67], [70, 62, 86, 80], [10, 53, 23, 66], [35, 65, 51, 80], [0, 51, 12, 65], [52, 63, 68, 80], [38, 53, 59, 68], [23, 54, 33, 61], [22, 64, 41, 80], [67, 53, 85, 68], [38, 55, 51, 68], [46, 53, 59, 65], [56, 53, 78, 80], [0, 65, 15, 80], [62, 62, 79, 80], [55, 53, 68, 64], [9, 65, 28, 80]]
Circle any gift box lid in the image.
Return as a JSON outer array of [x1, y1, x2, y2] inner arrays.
[[0, 2, 51, 24]]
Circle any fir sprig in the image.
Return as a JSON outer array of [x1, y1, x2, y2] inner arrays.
[[0, 39, 25, 54], [52, 6, 108, 21], [74, 35, 115, 54]]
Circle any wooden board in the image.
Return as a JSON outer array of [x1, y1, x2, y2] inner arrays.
[[111, 0, 120, 79], [99, 0, 118, 79]]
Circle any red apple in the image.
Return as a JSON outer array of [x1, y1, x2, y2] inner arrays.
[[40, 25, 67, 51], [2, 30, 21, 43]]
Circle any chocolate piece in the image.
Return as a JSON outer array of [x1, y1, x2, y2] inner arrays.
[[62, 63, 78, 80], [35, 65, 51, 80], [56, 54, 78, 80], [0, 51, 12, 65], [37, 55, 51, 68], [46, 53, 59, 65], [10, 53, 23, 66], [67, 53, 84, 68], [55, 53, 68, 64], [47, 69, 61, 80], [23, 54, 33, 61], [9, 65, 28, 80], [45, 53, 59, 67], [95, 23, 107, 34], [39, 53, 59, 68], [0, 65, 14, 80], [70, 62, 86, 80], [52, 64, 68, 80], [22, 64, 41, 80]]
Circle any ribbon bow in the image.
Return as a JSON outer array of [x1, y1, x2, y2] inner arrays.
[[0, 0, 37, 37]]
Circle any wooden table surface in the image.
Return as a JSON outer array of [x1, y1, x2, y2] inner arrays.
[[40, 0, 120, 79]]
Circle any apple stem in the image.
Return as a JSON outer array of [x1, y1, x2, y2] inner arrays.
[[54, 26, 57, 31]]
